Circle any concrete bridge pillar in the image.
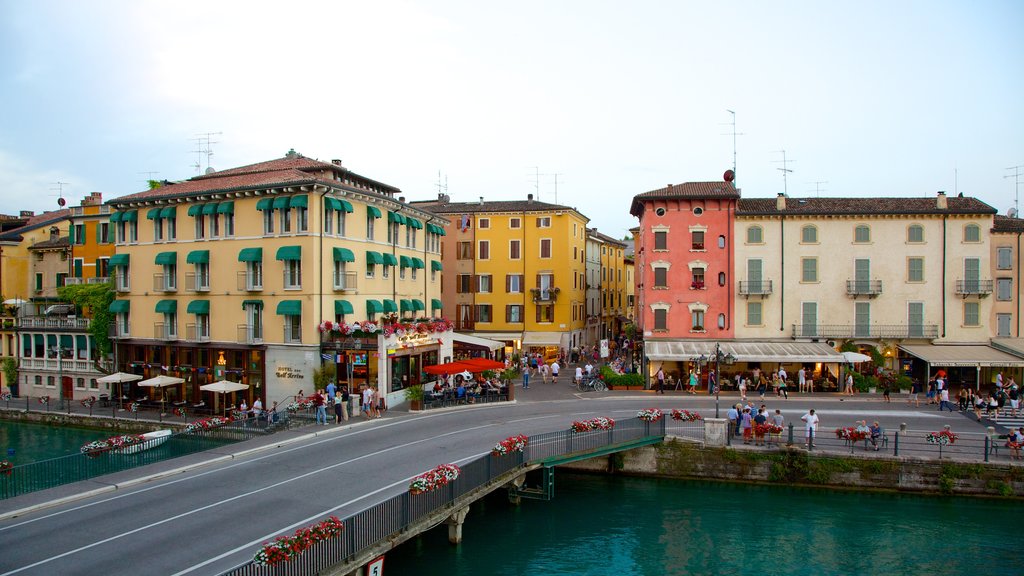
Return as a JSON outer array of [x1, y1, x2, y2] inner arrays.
[[704, 418, 728, 447], [446, 507, 470, 544]]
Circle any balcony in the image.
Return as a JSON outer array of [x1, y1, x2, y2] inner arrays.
[[236, 271, 263, 292], [956, 279, 993, 297], [738, 280, 773, 297], [791, 324, 939, 339], [186, 323, 211, 342], [18, 316, 91, 330], [185, 273, 211, 292], [846, 279, 883, 298], [152, 274, 177, 292], [333, 272, 358, 292], [20, 357, 95, 372], [237, 324, 263, 345], [153, 323, 178, 340], [530, 287, 560, 302]]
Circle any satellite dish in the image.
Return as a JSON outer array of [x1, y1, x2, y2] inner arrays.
[[1009, 207, 1018, 219], [205, 167, 216, 175], [724, 169, 735, 182]]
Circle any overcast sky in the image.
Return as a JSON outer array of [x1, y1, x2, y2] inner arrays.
[[1, 1, 1021, 238]]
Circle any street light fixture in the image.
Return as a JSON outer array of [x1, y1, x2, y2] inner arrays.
[[693, 344, 736, 418]]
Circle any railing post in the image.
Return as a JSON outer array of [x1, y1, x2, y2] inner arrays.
[[984, 435, 989, 463], [893, 431, 899, 457], [787, 423, 794, 446], [808, 428, 814, 451]]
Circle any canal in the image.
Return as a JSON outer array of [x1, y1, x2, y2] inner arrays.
[[387, 471, 1023, 575]]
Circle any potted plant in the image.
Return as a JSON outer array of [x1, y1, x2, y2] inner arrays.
[[896, 375, 913, 395], [404, 383, 424, 411]]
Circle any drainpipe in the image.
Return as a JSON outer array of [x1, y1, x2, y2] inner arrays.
[[424, 215, 433, 319], [1017, 231, 1021, 337], [779, 216, 785, 333], [318, 186, 329, 334], [942, 216, 947, 338]]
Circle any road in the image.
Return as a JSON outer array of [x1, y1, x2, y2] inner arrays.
[[0, 385, 982, 576]]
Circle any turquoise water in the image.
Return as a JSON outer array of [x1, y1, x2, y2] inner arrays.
[[0, 419, 111, 464], [387, 472, 1024, 575]]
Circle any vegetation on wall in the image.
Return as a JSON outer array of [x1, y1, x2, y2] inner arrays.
[[2, 357, 18, 388], [56, 281, 114, 360], [312, 362, 336, 390]]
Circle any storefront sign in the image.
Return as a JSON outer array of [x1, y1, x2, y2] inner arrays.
[[396, 332, 434, 348], [275, 366, 305, 380]]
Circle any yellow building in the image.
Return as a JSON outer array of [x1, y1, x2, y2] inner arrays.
[[588, 228, 628, 341], [414, 193, 589, 360], [106, 150, 450, 409]]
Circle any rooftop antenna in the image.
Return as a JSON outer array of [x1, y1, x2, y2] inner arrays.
[[772, 150, 795, 195], [189, 131, 222, 173], [1006, 164, 1024, 215], [806, 181, 828, 197], [435, 170, 448, 197], [542, 172, 563, 204], [139, 171, 160, 185], [50, 181, 69, 207], [721, 110, 744, 184], [527, 166, 540, 200]]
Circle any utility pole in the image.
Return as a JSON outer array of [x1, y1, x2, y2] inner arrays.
[[1007, 164, 1024, 215], [772, 150, 795, 195]]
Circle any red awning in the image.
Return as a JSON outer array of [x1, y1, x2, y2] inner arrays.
[[423, 362, 476, 375], [459, 358, 505, 371]]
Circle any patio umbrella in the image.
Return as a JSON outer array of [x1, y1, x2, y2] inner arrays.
[[199, 380, 249, 415], [138, 375, 185, 413], [424, 361, 476, 376], [2, 298, 27, 306], [97, 372, 143, 408], [459, 358, 505, 372], [840, 351, 872, 364]]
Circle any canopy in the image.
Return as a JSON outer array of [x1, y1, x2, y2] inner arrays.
[[840, 351, 872, 363], [424, 361, 477, 375], [138, 375, 185, 388], [459, 358, 505, 371], [97, 372, 142, 384], [898, 344, 1024, 368], [200, 380, 249, 393]]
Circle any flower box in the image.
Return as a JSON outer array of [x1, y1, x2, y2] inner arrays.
[[671, 409, 703, 422], [492, 435, 528, 456], [410, 463, 461, 495], [253, 516, 344, 567], [570, 417, 615, 433], [636, 408, 663, 422]]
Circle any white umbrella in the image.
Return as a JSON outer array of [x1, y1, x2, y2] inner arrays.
[[98, 372, 143, 408], [3, 298, 27, 306], [200, 380, 249, 416], [840, 351, 872, 363], [139, 375, 185, 413]]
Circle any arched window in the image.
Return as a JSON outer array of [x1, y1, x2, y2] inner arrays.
[[718, 272, 726, 286], [907, 224, 924, 243], [718, 235, 726, 249], [854, 225, 870, 243], [717, 313, 726, 329], [746, 226, 763, 244], [801, 225, 818, 243]]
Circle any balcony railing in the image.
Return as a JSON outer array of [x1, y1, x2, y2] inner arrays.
[[153, 322, 178, 340], [792, 324, 939, 339], [18, 316, 91, 330], [152, 274, 176, 292], [333, 272, 358, 292], [846, 279, 883, 297], [956, 279, 993, 296], [185, 273, 211, 292], [236, 271, 263, 292], [738, 280, 773, 296], [20, 357, 95, 372], [237, 324, 263, 345], [186, 323, 211, 342], [530, 287, 560, 302]]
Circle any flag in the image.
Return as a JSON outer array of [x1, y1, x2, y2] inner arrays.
[[461, 214, 470, 232], [321, 353, 335, 361]]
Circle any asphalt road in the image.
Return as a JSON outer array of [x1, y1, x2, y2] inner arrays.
[[0, 385, 985, 576]]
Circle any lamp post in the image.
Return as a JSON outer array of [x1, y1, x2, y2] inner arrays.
[[701, 344, 736, 418], [53, 344, 64, 411]]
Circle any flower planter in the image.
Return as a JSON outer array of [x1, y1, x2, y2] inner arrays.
[[409, 399, 423, 411], [868, 387, 877, 394]]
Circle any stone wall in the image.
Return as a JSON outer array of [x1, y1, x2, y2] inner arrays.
[[0, 409, 178, 434], [560, 438, 1024, 497]]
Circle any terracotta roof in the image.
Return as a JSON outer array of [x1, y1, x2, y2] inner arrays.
[[630, 181, 739, 216], [110, 169, 319, 204], [0, 209, 70, 242], [414, 198, 582, 215], [191, 155, 335, 179], [993, 214, 1024, 233], [735, 196, 996, 216], [29, 236, 69, 250], [587, 228, 628, 247]]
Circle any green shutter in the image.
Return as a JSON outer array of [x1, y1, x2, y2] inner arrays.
[[275, 245, 301, 261], [186, 250, 209, 264], [73, 259, 83, 277], [155, 299, 177, 313], [431, 260, 442, 271], [216, 201, 234, 214], [382, 299, 398, 313], [187, 300, 210, 314], [431, 298, 443, 311], [256, 198, 273, 211], [154, 252, 177, 265], [366, 299, 383, 314], [238, 247, 262, 262], [332, 247, 355, 262], [107, 222, 115, 243], [334, 299, 354, 315], [276, 300, 301, 315]]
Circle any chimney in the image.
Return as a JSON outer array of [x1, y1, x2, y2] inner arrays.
[[479, 196, 484, 205], [937, 191, 947, 209], [19, 211, 34, 218], [527, 193, 534, 203], [49, 226, 59, 241], [331, 159, 343, 166], [776, 192, 786, 210], [399, 196, 406, 204]]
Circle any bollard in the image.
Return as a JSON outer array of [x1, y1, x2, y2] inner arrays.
[[893, 431, 899, 456], [808, 427, 814, 451], [984, 435, 989, 463], [788, 423, 794, 446]]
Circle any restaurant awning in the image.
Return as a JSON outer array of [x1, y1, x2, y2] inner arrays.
[[898, 344, 1024, 368], [643, 340, 844, 363], [991, 338, 1024, 359], [451, 332, 503, 351], [522, 331, 564, 347]]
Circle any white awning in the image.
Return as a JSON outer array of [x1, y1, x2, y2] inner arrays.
[[522, 331, 564, 347], [644, 340, 843, 363], [899, 344, 1024, 368], [451, 332, 504, 351], [990, 338, 1024, 359], [469, 332, 522, 342]]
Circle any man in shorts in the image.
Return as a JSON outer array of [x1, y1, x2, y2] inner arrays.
[[907, 378, 921, 407], [361, 385, 373, 420]]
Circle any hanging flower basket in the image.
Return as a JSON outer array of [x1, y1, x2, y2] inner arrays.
[[570, 417, 615, 433], [38, 396, 49, 405], [253, 516, 344, 567], [671, 409, 703, 422], [183, 416, 233, 434], [492, 435, 528, 456], [409, 463, 461, 495], [835, 427, 868, 442], [636, 408, 663, 422], [80, 434, 147, 457], [80, 396, 97, 409], [926, 429, 958, 445], [0, 460, 13, 476]]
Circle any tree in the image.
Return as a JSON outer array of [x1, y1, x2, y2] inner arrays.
[[313, 362, 336, 389], [57, 281, 114, 360]]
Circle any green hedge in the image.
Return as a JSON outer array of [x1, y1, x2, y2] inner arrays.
[[599, 365, 644, 388]]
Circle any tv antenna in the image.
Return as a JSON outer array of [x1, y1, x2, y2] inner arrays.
[[435, 170, 448, 198], [772, 150, 795, 195], [542, 173, 563, 204], [527, 166, 540, 200], [806, 181, 828, 197], [721, 110, 744, 183], [50, 181, 69, 207], [190, 131, 222, 174], [1007, 164, 1024, 215], [139, 171, 160, 185]]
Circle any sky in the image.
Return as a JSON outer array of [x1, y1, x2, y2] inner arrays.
[[1, 0, 1021, 239]]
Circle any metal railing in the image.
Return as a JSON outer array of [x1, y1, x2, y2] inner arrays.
[[237, 324, 263, 345], [152, 273, 177, 292], [738, 280, 773, 296], [186, 323, 211, 342], [236, 271, 263, 292], [153, 322, 179, 340], [333, 271, 358, 292], [17, 316, 91, 330], [955, 279, 993, 295], [216, 417, 665, 576], [845, 279, 883, 296], [791, 324, 939, 339], [185, 273, 211, 292]]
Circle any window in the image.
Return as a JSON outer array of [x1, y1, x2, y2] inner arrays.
[[284, 314, 301, 343], [194, 262, 210, 291], [747, 301, 762, 325], [691, 268, 705, 289], [964, 301, 980, 326], [537, 273, 554, 299], [854, 225, 870, 243], [536, 217, 551, 228], [718, 272, 726, 286], [801, 302, 818, 337], [116, 221, 127, 243], [964, 224, 980, 243], [801, 258, 818, 282], [399, 263, 406, 280], [907, 257, 924, 282], [365, 213, 375, 240], [691, 310, 705, 331], [998, 247, 1013, 270], [154, 219, 164, 242], [476, 304, 492, 323], [540, 239, 551, 258], [997, 313, 1013, 337], [801, 225, 818, 243], [507, 274, 523, 293], [479, 218, 490, 229], [691, 231, 705, 250], [406, 226, 416, 248], [457, 242, 473, 259], [166, 216, 176, 240], [652, 230, 667, 250], [457, 274, 472, 293], [284, 260, 301, 289], [194, 214, 206, 239], [383, 262, 391, 279], [163, 312, 178, 339], [324, 208, 334, 235], [210, 214, 221, 238], [510, 218, 521, 229], [388, 221, 399, 245], [717, 313, 726, 329], [908, 302, 925, 338], [478, 240, 490, 260], [654, 267, 667, 288], [247, 261, 263, 290], [245, 303, 263, 342], [654, 309, 667, 330], [99, 222, 111, 244], [907, 225, 924, 243], [855, 302, 871, 338], [296, 206, 308, 233], [163, 264, 177, 291], [507, 304, 523, 323], [478, 274, 492, 293], [746, 226, 763, 244], [334, 262, 349, 289], [536, 304, 554, 322], [280, 207, 292, 234], [718, 235, 726, 249], [338, 212, 346, 237], [195, 313, 210, 341], [998, 278, 1013, 301], [223, 212, 234, 236], [263, 209, 275, 234]]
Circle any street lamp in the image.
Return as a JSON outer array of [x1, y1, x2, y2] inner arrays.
[[699, 344, 736, 418]]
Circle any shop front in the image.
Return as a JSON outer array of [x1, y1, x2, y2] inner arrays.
[[898, 344, 1024, 392], [321, 336, 381, 395], [523, 331, 565, 363], [385, 331, 440, 393]]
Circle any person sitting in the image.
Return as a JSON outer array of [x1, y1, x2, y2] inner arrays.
[[1007, 427, 1024, 461], [869, 421, 883, 451], [455, 382, 467, 403]]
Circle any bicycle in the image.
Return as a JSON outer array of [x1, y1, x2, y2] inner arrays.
[[577, 375, 607, 392]]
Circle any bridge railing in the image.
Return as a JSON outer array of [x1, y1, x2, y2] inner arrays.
[[217, 417, 666, 575]]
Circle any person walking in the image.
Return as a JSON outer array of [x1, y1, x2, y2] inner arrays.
[[551, 360, 560, 384], [687, 370, 698, 395], [778, 375, 788, 400], [738, 376, 748, 401], [756, 376, 767, 401], [801, 408, 819, 448], [844, 373, 855, 396], [575, 364, 583, 386], [361, 385, 373, 420], [798, 367, 807, 393], [540, 362, 550, 384], [334, 389, 346, 423], [314, 390, 327, 425], [908, 378, 922, 407], [522, 368, 530, 390], [655, 366, 665, 394]]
